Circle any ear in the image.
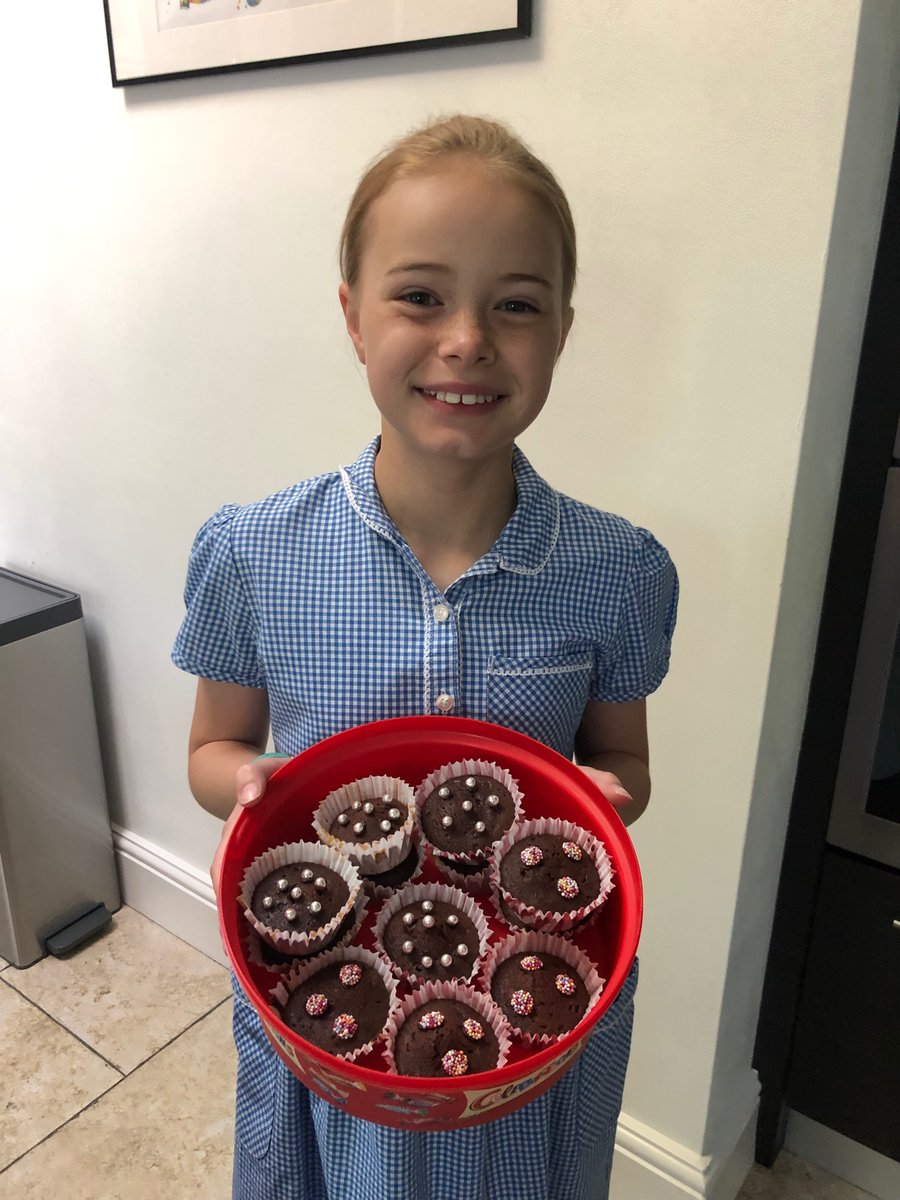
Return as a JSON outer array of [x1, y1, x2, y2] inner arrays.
[[556, 306, 574, 361], [339, 282, 366, 366]]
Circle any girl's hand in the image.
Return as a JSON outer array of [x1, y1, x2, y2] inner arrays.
[[211, 755, 289, 903], [577, 765, 632, 811]]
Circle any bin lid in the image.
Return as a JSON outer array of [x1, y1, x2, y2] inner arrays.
[[0, 568, 82, 646]]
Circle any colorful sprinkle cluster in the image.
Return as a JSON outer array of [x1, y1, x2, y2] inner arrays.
[[562, 841, 583, 861], [418, 1010, 445, 1030], [557, 876, 580, 900], [441, 1049, 469, 1077], [555, 974, 577, 996], [462, 1019, 485, 1041], [339, 963, 363, 988], [510, 989, 534, 1017], [332, 1013, 358, 1041], [305, 993, 329, 1017], [520, 845, 544, 868], [520, 955, 543, 972]]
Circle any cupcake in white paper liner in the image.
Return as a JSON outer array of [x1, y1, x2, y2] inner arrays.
[[490, 818, 614, 935], [270, 945, 399, 1064], [242, 926, 298, 976], [430, 849, 493, 896], [479, 931, 606, 1047], [240, 840, 362, 957], [360, 839, 425, 903], [414, 759, 523, 865], [313, 775, 415, 876], [373, 881, 491, 988], [383, 979, 512, 1078]]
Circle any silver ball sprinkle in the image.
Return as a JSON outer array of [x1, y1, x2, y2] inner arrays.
[[301, 868, 314, 882], [262, 895, 274, 910], [422, 915, 435, 929], [353, 822, 365, 835], [309, 900, 322, 915], [422, 901, 434, 913], [465, 777, 477, 790], [277, 878, 289, 892], [401, 940, 414, 954], [421, 956, 433, 969], [363, 802, 374, 815], [290, 886, 303, 900], [438, 786, 451, 799], [462, 799, 473, 812], [337, 813, 349, 826], [352, 800, 362, 811], [456, 943, 469, 956], [388, 808, 401, 820], [487, 794, 500, 807], [441, 815, 453, 829], [447, 914, 458, 926], [285, 907, 297, 921], [440, 954, 453, 968], [474, 821, 486, 834], [380, 820, 392, 833], [314, 877, 327, 891], [383, 793, 392, 804], [403, 912, 415, 927]]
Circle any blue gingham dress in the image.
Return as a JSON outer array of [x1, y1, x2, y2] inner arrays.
[[173, 437, 678, 1200]]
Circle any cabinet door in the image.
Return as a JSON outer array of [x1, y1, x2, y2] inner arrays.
[[786, 848, 900, 1161]]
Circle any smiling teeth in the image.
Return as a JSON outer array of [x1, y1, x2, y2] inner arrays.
[[423, 390, 497, 405]]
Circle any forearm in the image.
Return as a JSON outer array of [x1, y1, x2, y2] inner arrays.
[[188, 739, 265, 821], [576, 750, 650, 827]]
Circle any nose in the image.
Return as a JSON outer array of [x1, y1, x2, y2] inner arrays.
[[437, 308, 495, 365]]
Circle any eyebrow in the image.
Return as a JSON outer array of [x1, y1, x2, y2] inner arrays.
[[386, 262, 552, 289]]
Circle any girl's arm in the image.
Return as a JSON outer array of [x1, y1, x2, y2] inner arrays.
[[187, 678, 272, 820], [574, 698, 651, 827]]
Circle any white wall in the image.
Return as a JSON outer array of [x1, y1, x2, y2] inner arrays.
[[3, 3, 899, 1196]]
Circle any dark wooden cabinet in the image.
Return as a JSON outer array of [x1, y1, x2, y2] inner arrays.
[[786, 849, 900, 1160]]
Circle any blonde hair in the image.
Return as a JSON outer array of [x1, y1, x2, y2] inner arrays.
[[339, 114, 577, 308]]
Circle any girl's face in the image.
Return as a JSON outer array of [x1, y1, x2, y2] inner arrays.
[[339, 156, 573, 470]]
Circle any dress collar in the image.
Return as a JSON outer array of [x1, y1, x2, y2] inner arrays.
[[339, 436, 559, 576]]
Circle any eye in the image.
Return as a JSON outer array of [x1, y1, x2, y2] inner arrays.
[[499, 299, 539, 314], [399, 290, 439, 307]]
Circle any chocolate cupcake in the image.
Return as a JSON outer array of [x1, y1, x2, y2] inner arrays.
[[272, 946, 398, 1062], [374, 882, 490, 986], [360, 839, 425, 903], [314, 775, 415, 877], [414, 760, 522, 863], [240, 841, 362, 957], [480, 932, 605, 1045], [491, 818, 614, 934], [384, 981, 511, 1078]]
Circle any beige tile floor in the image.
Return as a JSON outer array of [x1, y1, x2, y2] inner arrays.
[[0, 906, 877, 1199]]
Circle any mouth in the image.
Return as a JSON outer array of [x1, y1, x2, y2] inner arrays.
[[415, 388, 504, 406]]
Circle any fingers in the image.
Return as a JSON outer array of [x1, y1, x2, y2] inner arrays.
[[578, 765, 632, 806], [235, 755, 288, 808]]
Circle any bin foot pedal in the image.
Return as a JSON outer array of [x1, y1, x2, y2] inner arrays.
[[44, 902, 113, 956]]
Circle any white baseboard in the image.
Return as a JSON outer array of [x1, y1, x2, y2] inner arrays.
[[112, 825, 756, 1200], [786, 1110, 900, 1200]]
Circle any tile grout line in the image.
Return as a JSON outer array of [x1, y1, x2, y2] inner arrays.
[[0, 987, 232, 1177]]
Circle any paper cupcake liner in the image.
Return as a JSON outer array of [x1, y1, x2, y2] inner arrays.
[[270, 945, 400, 1064], [382, 979, 513, 1077], [478, 931, 606, 1047], [361, 839, 425, 903], [413, 759, 524, 864], [242, 926, 300, 976], [490, 818, 615, 935], [373, 881, 492, 987], [240, 840, 362, 957], [313, 775, 415, 876], [431, 850, 494, 896]]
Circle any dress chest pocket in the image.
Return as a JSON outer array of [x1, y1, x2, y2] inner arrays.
[[485, 651, 593, 757]]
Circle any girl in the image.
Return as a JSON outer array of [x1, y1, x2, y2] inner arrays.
[[174, 114, 678, 1200]]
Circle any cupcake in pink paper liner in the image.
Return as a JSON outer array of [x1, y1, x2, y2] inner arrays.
[[479, 931, 605, 1047], [490, 818, 614, 935], [360, 838, 425, 904], [240, 840, 362, 957], [270, 945, 399, 1064], [383, 979, 512, 1078], [373, 881, 491, 987], [414, 759, 523, 866], [313, 774, 415, 877]]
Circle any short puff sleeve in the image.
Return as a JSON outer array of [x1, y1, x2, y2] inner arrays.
[[592, 528, 678, 703], [171, 505, 266, 689]]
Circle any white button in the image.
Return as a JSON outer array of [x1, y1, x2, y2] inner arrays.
[[433, 603, 450, 623], [435, 692, 455, 712]]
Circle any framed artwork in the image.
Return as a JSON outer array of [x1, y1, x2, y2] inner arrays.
[[103, 1, 533, 87]]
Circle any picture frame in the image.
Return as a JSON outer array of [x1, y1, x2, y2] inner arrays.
[[103, 1, 533, 88]]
